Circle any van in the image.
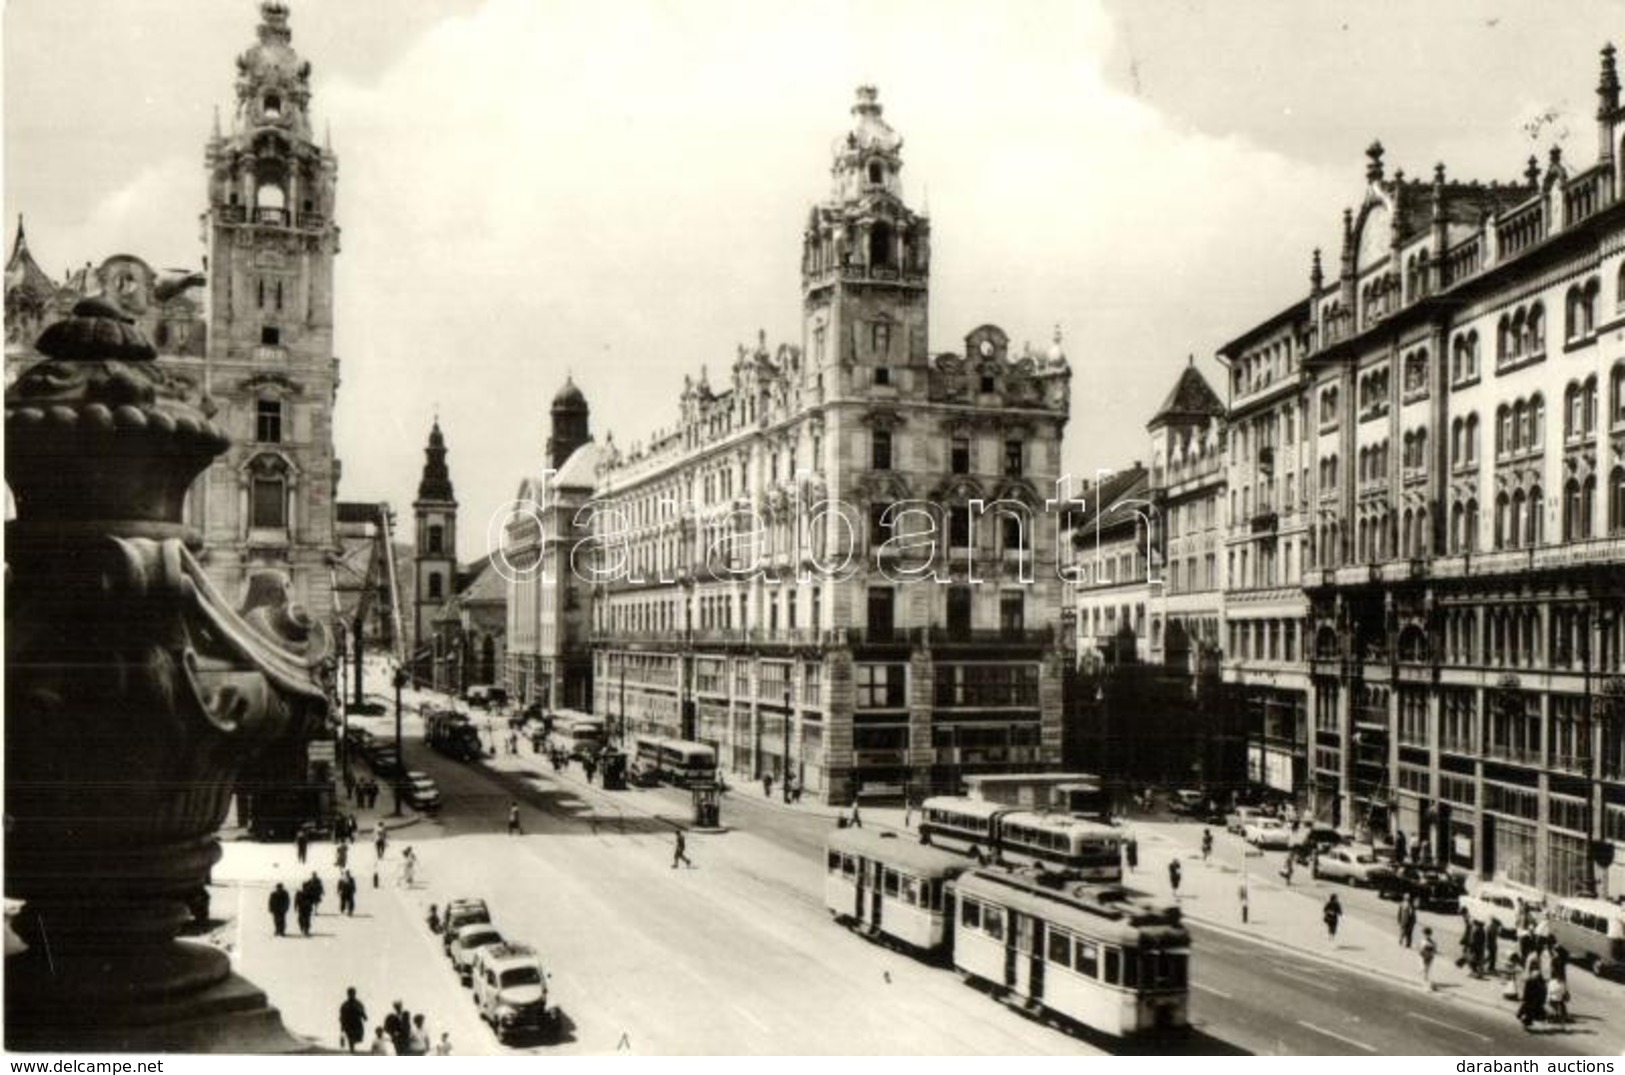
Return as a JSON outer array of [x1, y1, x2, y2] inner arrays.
[[1546, 897, 1625, 978], [1459, 882, 1543, 937]]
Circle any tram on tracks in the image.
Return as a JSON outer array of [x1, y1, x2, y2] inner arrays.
[[919, 796, 1124, 882], [822, 831, 1189, 1037], [553, 716, 605, 760], [630, 735, 718, 787]]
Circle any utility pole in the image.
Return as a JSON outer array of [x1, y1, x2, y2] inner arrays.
[[392, 665, 408, 816]]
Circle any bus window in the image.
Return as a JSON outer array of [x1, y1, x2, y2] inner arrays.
[[962, 899, 981, 929], [882, 869, 900, 897], [827, 850, 841, 872], [1046, 929, 1072, 968], [1122, 948, 1139, 988], [1076, 940, 1099, 978], [900, 876, 919, 906], [984, 906, 1005, 941], [1103, 948, 1120, 985]]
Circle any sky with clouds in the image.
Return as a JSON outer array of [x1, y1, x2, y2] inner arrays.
[[4, 0, 1617, 558]]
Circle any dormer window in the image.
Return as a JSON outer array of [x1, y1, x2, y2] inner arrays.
[[868, 161, 883, 185], [263, 94, 282, 119]]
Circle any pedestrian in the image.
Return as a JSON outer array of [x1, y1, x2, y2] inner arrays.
[[792, 778, 803, 804], [850, 802, 863, 829], [427, 904, 442, 934], [407, 1014, 430, 1056], [374, 821, 388, 861], [1398, 893, 1417, 948], [304, 871, 325, 913], [1322, 893, 1343, 943], [294, 886, 313, 936], [1168, 858, 1182, 897], [382, 1001, 403, 1048], [1201, 828, 1213, 863], [1393, 829, 1409, 866], [295, 825, 310, 864], [904, 803, 913, 829], [584, 757, 597, 783], [1517, 958, 1547, 1030], [763, 772, 774, 800], [392, 1004, 414, 1054], [267, 882, 291, 937], [400, 846, 416, 888], [508, 802, 521, 836], [1485, 921, 1500, 976], [1125, 835, 1139, 872], [338, 869, 357, 916], [334, 839, 348, 871], [434, 1032, 453, 1056], [369, 1027, 396, 1056], [1419, 926, 1438, 991], [338, 987, 368, 1052], [672, 829, 693, 869], [1545, 964, 1569, 1024], [1281, 852, 1295, 886]]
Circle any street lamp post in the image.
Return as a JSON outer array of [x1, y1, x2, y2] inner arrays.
[[392, 665, 408, 817], [783, 687, 793, 802]]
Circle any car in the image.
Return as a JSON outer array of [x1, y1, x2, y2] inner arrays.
[[402, 771, 441, 812], [1171, 789, 1205, 815], [1242, 817, 1293, 849], [465, 685, 509, 709], [369, 748, 402, 777], [441, 898, 491, 954], [448, 923, 506, 985], [1378, 863, 1465, 910], [472, 943, 555, 1042], [1459, 883, 1544, 938], [1225, 806, 1265, 835], [1311, 846, 1395, 887], [1290, 825, 1349, 864]]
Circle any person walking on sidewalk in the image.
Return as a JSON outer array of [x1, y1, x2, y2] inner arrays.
[[374, 821, 388, 861], [1280, 852, 1294, 886], [1398, 893, 1417, 948], [850, 802, 863, 829], [369, 1027, 396, 1056], [1125, 835, 1138, 873], [507, 802, 522, 836], [337, 869, 357, 916], [434, 1032, 453, 1056], [672, 829, 693, 869], [1201, 828, 1213, 863], [1419, 927, 1438, 991], [338, 987, 368, 1052], [295, 825, 310, 864], [334, 838, 348, 871], [1322, 893, 1343, 943], [267, 882, 291, 937], [763, 772, 775, 800], [294, 885, 314, 936], [1168, 858, 1182, 898]]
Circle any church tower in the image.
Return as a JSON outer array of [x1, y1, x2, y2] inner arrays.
[[413, 420, 458, 671], [801, 86, 931, 385], [547, 376, 591, 469], [200, 1, 342, 619]]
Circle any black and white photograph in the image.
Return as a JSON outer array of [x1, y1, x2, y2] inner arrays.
[[4, 0, 1625, 1059]]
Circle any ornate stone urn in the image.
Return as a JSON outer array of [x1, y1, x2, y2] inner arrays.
[[5, 297, 328, 1051]]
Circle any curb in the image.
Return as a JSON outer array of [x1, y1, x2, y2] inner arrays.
[[1183, 910, 1511, 1017]]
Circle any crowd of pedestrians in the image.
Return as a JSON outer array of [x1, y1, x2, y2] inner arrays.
[[337, 988, 453, 1055], [1451, 907, 1574, 1032]]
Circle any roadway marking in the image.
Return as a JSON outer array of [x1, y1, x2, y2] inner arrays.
[[1407, 1011, 1490, 1042], [1191, 981, 1233, 999], [1296, 1020, 1376, 1052], [1266, 963, 1340, 992], [732, 1004, 771, 1033]]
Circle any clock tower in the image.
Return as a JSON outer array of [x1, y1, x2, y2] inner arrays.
[[801, 86, 931, 384], [200, 1, 342, 620]]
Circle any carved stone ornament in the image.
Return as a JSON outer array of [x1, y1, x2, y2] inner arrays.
[[5, 297, 328, 1051]]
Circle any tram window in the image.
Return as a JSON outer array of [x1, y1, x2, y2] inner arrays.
[[962, 899, 981, 929], [1076, 941, 1099, 978], [1047, 929, 1072, 967], [841, 855, 856, 879], [828, 851, 841, 872], [1104, 948, 1121, 985], [984, 906, 1005, 941], [1122, 949, 1139, 988], [882, 869, 900, 897], [1170, 953, 1188, 987], [900, 876, 919, 905]]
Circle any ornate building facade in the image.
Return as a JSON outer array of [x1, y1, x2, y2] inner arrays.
[[1221, 46, 1625, 898], [587, 87, 1073, 804]]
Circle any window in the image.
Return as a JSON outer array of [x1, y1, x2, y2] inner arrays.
[[871, 321, 892, 355], [866, 590, 895, 641], [951, 436, 970, 474], [427, 573, 443, 600], [869, 503, 891, 548], [1003, 439, 1023, 477], [251, 472, 286, 528], [856, 662, 905, 708], [871, 429, 892, 470], [1612, 364, 1625, 427], [981, 374, 996, 393], [427, 523, 444, 555], [255, 399, 283, 443], [1075, 941, 1099, 978], [874, 366, 891, 386], [946, 586, 972, 638], [949, 505, 970, 548], [1047, 930, 1073, 968], [261, 325, 281, 346], [961, 899, 981, 929], [1000, 591, 1024, 635]]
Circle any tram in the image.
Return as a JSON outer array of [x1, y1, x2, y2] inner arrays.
[[554, 716, 605, 760], [951, 868, 1189, 1036], [919, 796, 1124, 882], [824, 828, 970, 955], [630, 735, 718, 787]]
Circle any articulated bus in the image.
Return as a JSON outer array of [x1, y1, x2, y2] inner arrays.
[[952, 868, 1189, 1036], [822, 832, 1189, 1037], [631, 735, 717, 787], [825, 828, 970, 954], [920, 796, 1124, 882]]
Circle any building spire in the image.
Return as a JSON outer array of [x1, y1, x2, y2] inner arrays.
[[1600, 42, 1621, 118]]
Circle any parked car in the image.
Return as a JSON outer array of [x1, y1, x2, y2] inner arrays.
[[1290, 825, 1349, 864], [1171, 789, 1205, 815], [1242, 817, 1293, 849], [368, 748, 402, 777], [1377, 863, 1465, 910], [1545, 897, 1625, 978], [441, 898, 491, 954], [1225, 806, 1265, 835], [465, 685, 509, 709], [1459, 883, 1544, 938], [449, 923, 505, 985], [402, 771, 441, 812], [1311, 846, 1395, 887], [472, 943, 555, 1042]]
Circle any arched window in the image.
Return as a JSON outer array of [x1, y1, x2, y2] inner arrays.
[[1565, 479, 1583, 541], [1497, 314, 1512, 361], [1513, 399, 1528, 452], [248, 454, 289, 530], [1415, 506, 1428, 556], [1530, 394, 1544, 449], [1466, 499, 1479, 552], [1526, 303, 1545, 354], [1586, 375, 1600, 434], [1581, 476, 1596, 539], [1466, 413, 1480, 464], [1527, 486, 1543, 546], [1401, 509, 1413, 557], [1566, 286, 1584, 339], [1496, 405, 1510, 456], [1611, 363, 1625, 428], [1566, 383, 1582, 440], [1611, 467, 1625, 534], [1495, 493, 1510, 549], [1510, 490, 1526, 548], [1451, 502, 1465, 552], [869, 221, 894, 268]]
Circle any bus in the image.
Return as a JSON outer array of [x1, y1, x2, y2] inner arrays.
[[952, 868, 1189, 1036], [631, 736, 717, 787], [554, 716, 604, 761], [824, 829, 970, 955], [919, 797, 1123, 882]]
